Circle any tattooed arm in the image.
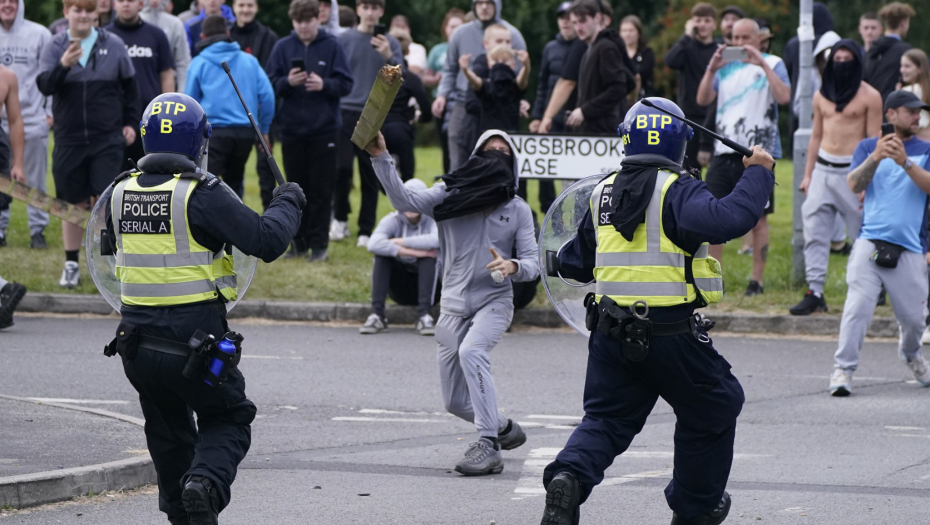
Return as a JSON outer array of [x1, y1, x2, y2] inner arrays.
[[848, 135, 891, 193]]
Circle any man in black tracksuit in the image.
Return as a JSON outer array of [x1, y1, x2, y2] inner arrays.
[[864, 2, 915, 102], [230, 0, 279, 209]]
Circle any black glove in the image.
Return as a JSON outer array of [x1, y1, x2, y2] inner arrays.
[[272, 182, 307, 210]]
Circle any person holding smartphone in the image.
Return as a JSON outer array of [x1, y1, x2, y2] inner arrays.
[[265, 0, 352, 262], [664, 2, 721, 172]]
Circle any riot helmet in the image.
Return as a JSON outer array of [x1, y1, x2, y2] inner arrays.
[[617, 97, 693, 164], [140, 93, 212, 166]]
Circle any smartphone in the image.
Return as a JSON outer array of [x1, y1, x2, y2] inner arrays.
[[291, 58, 305, 71], [882, 123, 895, 137], [720, 46, 749, 63], [373, 23, 387, 37]]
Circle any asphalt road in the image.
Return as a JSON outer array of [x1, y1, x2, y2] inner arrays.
[[1, 315, 928, 524]]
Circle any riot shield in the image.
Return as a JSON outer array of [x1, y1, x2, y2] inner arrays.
[[84, 179, 257, 314]]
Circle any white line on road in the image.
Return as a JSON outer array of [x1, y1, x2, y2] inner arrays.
[[526, 415, 583, 421], [26, 398, 129, 405], [358, 408, 450, 416], [885, 426, 926, 431], [241, 355, 304, 360], [332, 417, 450, 423]]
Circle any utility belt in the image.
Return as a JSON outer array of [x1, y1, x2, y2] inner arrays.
[[583, 293, 715, 362], [104, 321, 243, 387]]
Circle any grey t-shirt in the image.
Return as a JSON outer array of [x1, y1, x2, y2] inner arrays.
[[337, 28, 403, 113]]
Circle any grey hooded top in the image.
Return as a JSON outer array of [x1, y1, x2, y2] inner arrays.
[[438, 0, 527, 103], [0, 0, 52, 138], [141, 0, 192, 90], [371, 129, 539, 317]]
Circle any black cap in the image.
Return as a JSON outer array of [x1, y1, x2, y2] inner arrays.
[[885, 90, 930, 112], [721, 5, 746, 19], [557, 1, 572, 16]]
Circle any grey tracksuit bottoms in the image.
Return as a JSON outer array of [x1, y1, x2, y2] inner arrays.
[[802, 151, 862, 295], [835, 238, 928, 371], [436, 300, 512, 439], [0, 136, 50, 237]]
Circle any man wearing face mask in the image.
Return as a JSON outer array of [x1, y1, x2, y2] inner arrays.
[[793, 41, 883, 316], [366, 129, 539, 476]]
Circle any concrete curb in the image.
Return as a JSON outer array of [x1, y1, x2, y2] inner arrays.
[[0, 395, 155, 510], [18, 293, 900, 338]]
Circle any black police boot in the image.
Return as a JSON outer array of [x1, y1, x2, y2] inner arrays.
[[789, 290, 828, 316], [670, 492, 731, 525], [540, 471, 580, 525], [182, 476, 219, 525]]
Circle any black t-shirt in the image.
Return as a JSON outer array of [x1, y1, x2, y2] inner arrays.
[[476, 63, 524, 135], [557, 38, 588, 115], [106, 18, 175, 108]]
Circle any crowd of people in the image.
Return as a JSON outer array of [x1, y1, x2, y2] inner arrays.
[[0, 0, 929, 342]]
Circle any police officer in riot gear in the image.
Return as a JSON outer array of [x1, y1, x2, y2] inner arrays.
[[539, 98, 775, 525], [100, 93, 305, 525]]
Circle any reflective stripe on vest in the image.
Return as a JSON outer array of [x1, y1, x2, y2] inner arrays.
[[591, 170, 722, 307], [112, 174, 224, 307]]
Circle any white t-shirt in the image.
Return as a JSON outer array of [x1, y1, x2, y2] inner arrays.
[[713, 54, 790, 158], [902, 84, 930, 131], [406, 42, 428, 71]]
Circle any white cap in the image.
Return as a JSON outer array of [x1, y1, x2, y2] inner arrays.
[[814, 31, 842, 60]]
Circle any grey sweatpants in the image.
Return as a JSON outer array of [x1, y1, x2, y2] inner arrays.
[[835, 238, 928, 371], [446, 101, 477, 173], [802, 152, 862, 295], [0, 136, 50, 237], [436, 300, 513, 439]]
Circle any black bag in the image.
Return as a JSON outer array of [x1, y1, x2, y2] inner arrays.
[[103, 321, 138, 361], [871, 240, 905, 269]]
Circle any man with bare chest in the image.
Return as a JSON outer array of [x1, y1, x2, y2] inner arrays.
[[0, 62, 26, 247], [792, 40, 882, 315]]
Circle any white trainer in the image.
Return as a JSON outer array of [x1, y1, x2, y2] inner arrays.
[[356, 235, 370, 248], [359, 313, 387, 334], [329, 220, 347, 242], [415, 314, 435, 336], [829, 368, 852, 396], [59, 261, 80, 289], [906, 354, 930, 387]]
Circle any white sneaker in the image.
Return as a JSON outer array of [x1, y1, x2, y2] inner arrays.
[[906, 354, 930, 387], [829, 368, 853, 396], [415, 314, 435, 336], [921, 326, 930, 345], [359, 313, 387, 334], [356, 235, 370, 248], [59, 261, 80, 289], [329, 220, 347, 242]]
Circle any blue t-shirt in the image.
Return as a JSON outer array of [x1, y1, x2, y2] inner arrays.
[[851, 136, 930, 253], [73, 28, 99, 68]]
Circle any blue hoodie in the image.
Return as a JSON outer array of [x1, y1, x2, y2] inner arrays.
[[185, 5, 236, 55], [185, 39, 274, 133], [265, 29, 353, 140]]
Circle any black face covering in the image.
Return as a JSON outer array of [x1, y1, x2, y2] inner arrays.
[[820, 39, 863, 113], [433, 148, 515, 222]]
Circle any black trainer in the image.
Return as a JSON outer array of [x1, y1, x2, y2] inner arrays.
[[0, 235, 6, 247], [789, 290, 828, 316], [0, 282, 27, 330], [283, 245, 308, 259], [182, 476, 218, 525], [830, 241, 852, 255], [541, 471, 580, 525], [30, 232, 48, 250], [877, 287, 887, 306], [670, 491, 731, 525], [744, 280, 764, 296]]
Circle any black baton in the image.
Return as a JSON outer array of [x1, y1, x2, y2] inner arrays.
[[640, 98, 754, 158]]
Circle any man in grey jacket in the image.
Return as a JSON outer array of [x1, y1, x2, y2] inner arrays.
[[0, 0, 51, 249], [362, 178, 440, 336], [141, 0, 191, 90], [432, 0, 526, 172], [366, 128, 539, 476]]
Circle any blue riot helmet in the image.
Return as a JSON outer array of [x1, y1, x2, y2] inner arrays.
[[617, 97, 693, 164], [140, 93, 212, 165]]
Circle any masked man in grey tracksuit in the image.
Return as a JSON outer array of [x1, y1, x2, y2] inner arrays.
[[367, 128, 539, 476]]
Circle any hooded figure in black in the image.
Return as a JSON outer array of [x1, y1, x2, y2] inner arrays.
[[785, 2, 835, 119], [821, 40, 864, 113]]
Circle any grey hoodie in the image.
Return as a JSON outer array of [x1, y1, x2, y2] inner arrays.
[[438, 0, 526, 103], [368, 210, 439, 265], [371, 129, 539, 317], [140, 0, 191, 90], [0, 0, 52, 139]]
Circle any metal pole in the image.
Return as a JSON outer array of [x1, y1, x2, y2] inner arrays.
[[792, 0, 815, 286]]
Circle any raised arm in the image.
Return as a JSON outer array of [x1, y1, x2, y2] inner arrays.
[[696, 45, 724, 107], [365, 133, 447, 217]]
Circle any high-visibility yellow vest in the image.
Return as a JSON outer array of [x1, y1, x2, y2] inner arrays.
[[111, 172, 238, 307], [590, 170, 723, 307]]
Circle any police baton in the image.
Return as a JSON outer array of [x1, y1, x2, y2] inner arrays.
[[221, 61, 286, 186], [639, 99, 754, 158]]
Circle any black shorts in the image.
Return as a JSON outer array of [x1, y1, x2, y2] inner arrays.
[[705, 153, 774, 215], [52, 135, 124, 205]]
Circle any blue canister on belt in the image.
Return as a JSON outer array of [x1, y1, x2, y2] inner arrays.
[[205, 338, 237, 386]]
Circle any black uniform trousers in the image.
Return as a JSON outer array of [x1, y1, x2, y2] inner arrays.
[[543, 328, 744, 520], [334, 109, 381, 237], [281, 135, 337, 252], [382, 120, 416, 182], [119, 301, 256, 521]]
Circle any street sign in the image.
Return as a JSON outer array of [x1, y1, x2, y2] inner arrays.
[[509, 133, 623, 180]]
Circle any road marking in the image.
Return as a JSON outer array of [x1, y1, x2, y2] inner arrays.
[[885, 426, 925, 431], [332, 417, 450, 423], [527, 415, 583, 421], [358, 408, 450, 416], [241, 355, 304, 360], [26, 398, 129, 405], [890, 434, 930, 439]]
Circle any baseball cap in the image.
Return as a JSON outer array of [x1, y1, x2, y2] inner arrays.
[[556, 1, 572, 16], [884, 90, 930, 113], [721, 5, 746, 19]]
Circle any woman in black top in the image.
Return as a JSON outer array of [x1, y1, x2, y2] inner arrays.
[[619, 15, 655, 101]]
